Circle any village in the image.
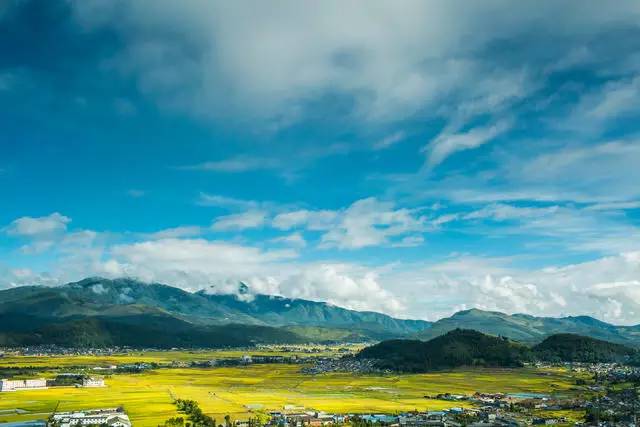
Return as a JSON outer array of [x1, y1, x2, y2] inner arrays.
[[1, 348, 639, 426]]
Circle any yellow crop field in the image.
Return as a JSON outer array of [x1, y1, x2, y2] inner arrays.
[[0, 347, 356, 369], [0, 364, 583, 427]]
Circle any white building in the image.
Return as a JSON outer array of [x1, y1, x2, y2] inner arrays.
[[0, 378, 47, 392], [50, 408, 131, 427], [81, 377, 105, 387]]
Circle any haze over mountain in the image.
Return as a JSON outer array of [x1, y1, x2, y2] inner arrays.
[[1, 277, 639, 348]]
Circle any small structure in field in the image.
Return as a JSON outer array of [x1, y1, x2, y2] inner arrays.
[[81, 377, 105, 387]]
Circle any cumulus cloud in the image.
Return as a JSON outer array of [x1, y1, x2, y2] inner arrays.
[[319, 198, 425, 249], [5, 212, 71, 236], [89, 237, 404, 314], [103, 238, 297, 285], [271, 198, 426, 249], [278, 264, 404, 315], [383, 252, 640, 324]]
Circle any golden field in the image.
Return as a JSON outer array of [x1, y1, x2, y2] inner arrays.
[[0, 362, 585, 427], [0, 347, 356, 370]]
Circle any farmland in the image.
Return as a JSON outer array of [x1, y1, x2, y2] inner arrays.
[[0, 356, 586, 427]]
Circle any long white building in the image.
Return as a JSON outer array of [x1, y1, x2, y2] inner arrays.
[[49, 408, 131, 427], [0, 378, 47, 392]]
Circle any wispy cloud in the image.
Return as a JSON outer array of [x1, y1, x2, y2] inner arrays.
[[373, 131, 405, 150], [182, 156, 282, 173], [211, 210, 267, 231], [424, 120, 511, 169]]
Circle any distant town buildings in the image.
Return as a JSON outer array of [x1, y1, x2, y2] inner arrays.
[[49, 408, 131, 427], [0, 378, 47, 392]]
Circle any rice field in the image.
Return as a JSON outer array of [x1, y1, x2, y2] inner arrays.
[[0, 362, 584, 427], [0, 347, 355, 369]]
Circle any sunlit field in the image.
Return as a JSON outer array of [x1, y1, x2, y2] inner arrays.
[[0, 346, 361, 370], [0, 363, 585, 427]]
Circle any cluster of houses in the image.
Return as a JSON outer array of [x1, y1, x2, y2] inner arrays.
[[48, 408, 131, 427], [254, 408, 521, 427]]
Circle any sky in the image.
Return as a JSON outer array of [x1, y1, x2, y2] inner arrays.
[[1, 0, 640, 324]]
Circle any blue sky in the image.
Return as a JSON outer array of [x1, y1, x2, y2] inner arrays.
[[1, 0, 640, 323]]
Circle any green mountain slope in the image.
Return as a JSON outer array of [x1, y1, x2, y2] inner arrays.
[[0, 277, 431, 342], [357, 329, 528, 372], [532, 333, 636, 363], [0, 312, 303, 348], [413, 308, 640, 347]]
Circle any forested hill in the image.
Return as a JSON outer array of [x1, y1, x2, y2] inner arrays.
[[532, 333, 636, 363], [357, 329, 528, 372], [357, 329, 640, 372], [413, 308, 640, 347]]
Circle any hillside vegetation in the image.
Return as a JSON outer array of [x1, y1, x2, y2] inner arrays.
[[358, 329, 639, 372], [533, 333, 636, 363], [357, 329, 528, 372]]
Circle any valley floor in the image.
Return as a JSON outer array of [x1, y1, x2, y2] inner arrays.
[[0, 356, 587, 427]]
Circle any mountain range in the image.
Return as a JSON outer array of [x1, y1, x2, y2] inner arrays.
[[413, 308, 640, 347], [0, 277, 639, 348]]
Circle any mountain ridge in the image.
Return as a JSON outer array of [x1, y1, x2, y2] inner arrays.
[[0, 277, 431, 342], [1, 277, 639, 347], [413, 307, 640, 347]]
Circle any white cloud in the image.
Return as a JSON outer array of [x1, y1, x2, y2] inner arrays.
[[278, 264, 404, 315], [19, 240, 55, 255], [211, 210, 267, 231], [272, 209, 337, 230], [584, 201, 640, 211], [271, 232, 307, 248], [410, 139, 640, 205], [272, 198, 427, 249], [5, 212, 71, 236], [182, 156, 282, 173], [319, 197, 425, 249], [570, 75, 640, 130], [68, 0, 623, 128], [373, 131, 405, 150], [91, 237, 404, 314], [391, 235, 425, 247], [382, 251, 640, 324], [197, 193, 260, 210], [425, 120, 511, 168], [100, 238, 298, 289]]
